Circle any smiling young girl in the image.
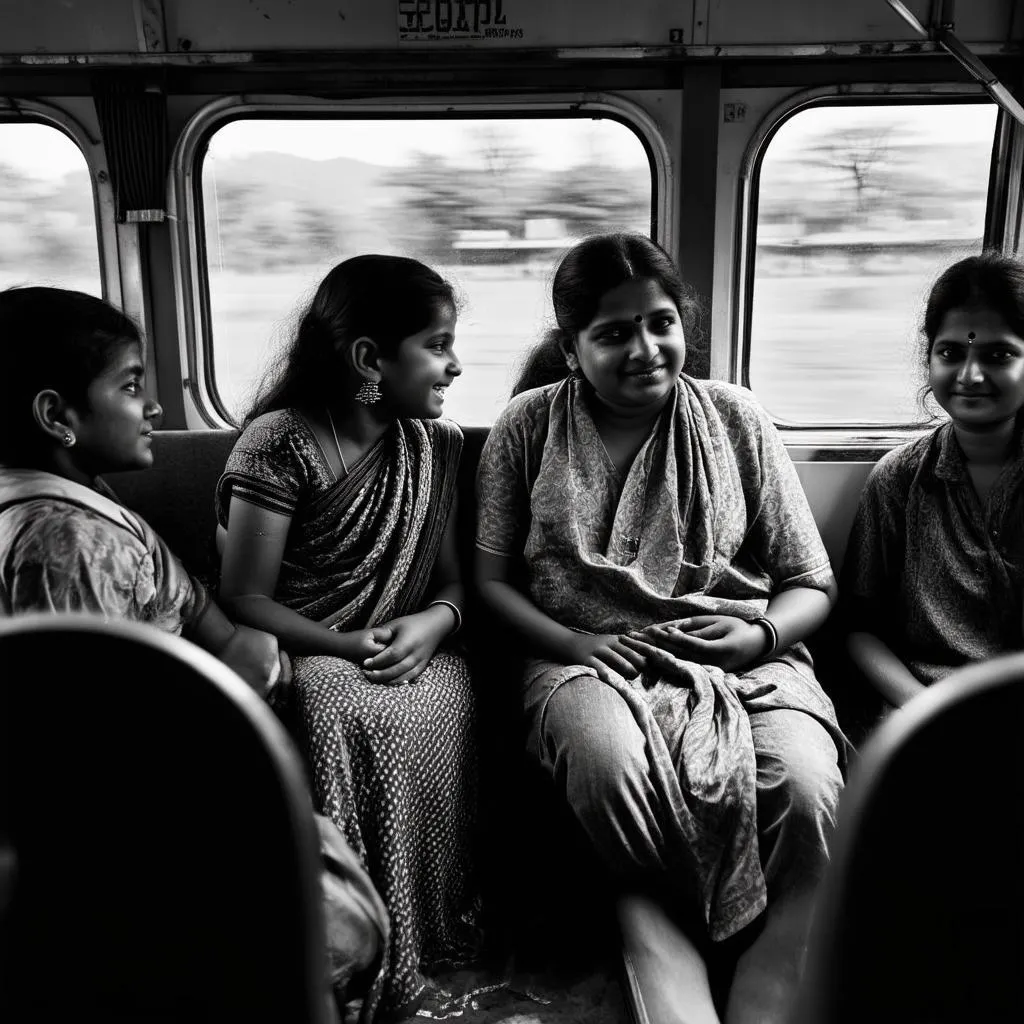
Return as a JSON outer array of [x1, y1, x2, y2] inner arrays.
[[844, 254, 1024, 707], [476, 235, 848, 1024], [0, 286, 282, 694], [216, 255, 476, 1020]]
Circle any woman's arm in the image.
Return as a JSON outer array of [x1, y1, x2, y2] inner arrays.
[[847, 629, 925, 708], [475, 548, 645, 681], [219, 495, 390, 661], [185, 600, 285, 696], [765, 579, 836, 650], [424, 490, 464, 622]]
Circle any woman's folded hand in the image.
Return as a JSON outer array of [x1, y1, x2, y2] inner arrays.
[[361, 610, 448, 686], [567, 632, 647, 684], [627, 615, 768, 673]]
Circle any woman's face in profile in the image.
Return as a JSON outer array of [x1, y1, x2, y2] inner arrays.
[[64, 341, 163, 475], [572, 277, 686, 412]]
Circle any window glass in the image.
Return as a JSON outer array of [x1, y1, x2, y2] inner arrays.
[[748, 103, 998, 425], [0, 122, 101, 295], [200, 117, 652, 424]]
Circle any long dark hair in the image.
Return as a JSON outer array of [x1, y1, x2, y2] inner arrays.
[[513, 233, 701, 396], [918, 252, 1024, 412], [245, 255, 456, 424], [0, 286, 141, 466]]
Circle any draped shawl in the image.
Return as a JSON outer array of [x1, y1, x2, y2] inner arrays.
[[476, 375, 848, 940], [0, 466, 207, 631], [217, 411, 462, 629]]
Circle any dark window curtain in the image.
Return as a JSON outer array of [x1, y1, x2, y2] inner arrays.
[[93, 75, 168, 224]]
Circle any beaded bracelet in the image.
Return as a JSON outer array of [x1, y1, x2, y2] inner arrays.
[[750, 616, 779, 658], [428, 599, 462, 635]]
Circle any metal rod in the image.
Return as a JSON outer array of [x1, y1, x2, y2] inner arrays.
[[886, 0, 929, 38]]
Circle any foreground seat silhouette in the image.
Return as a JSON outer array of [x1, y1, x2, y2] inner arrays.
[[793, 652, 1024, 1024], [0, 614, 334, 1023]]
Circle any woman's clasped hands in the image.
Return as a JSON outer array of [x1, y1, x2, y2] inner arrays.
[[567, 616, 770, 685], [360, 605, 455, 686], [624, 615, 770, 675]]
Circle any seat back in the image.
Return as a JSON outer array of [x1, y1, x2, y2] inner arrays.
[[106, 429, 239, 587], [0, 615, 331, 1023], [794, 653, 1024, 1024]]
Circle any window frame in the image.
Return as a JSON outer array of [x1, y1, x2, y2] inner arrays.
[[171, 93, 670, 428], [0, 100, 117, 303], [733, 83, 1002, 446]]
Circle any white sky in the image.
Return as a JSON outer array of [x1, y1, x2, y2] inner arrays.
[[204, 117, 651, 170], [767, 101, 997, 157], [0, 123, 89, 180], [0, 101, 997, 179]]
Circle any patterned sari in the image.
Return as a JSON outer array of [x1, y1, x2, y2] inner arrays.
[[217, 411, 478, 1020], [477, 376, 849, 941]]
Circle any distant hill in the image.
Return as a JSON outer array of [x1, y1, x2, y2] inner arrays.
[[201, 152, 412, 256], [202, 151, 399, 212]]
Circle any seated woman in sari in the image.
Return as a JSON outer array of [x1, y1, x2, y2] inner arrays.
[[0, 286, 282, 694], [216, 255, 477, 1021], [475, 235, 849, 1024], [843, 254, 1024, 714]]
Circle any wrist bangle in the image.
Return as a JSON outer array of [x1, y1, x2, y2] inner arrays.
[[428, 599, 462, 635], [751, 616, 779, 658]]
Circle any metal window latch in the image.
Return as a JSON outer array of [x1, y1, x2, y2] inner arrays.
[[885, 0, 1024, 128]]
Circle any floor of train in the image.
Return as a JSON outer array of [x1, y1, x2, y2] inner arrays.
[[388, 958, 627, 1023], [349, 897, 631, 1023]]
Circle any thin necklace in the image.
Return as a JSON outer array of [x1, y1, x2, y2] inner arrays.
[[326, 408, 349, 478]]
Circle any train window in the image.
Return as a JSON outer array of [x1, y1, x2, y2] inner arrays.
[[0, 122, 101, 295], [199, 117, 652, 425], [748, 102, 998, 427]]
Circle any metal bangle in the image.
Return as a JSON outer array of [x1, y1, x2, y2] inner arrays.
[[428, 599, 462, 635], [751, 616, 779, 658]]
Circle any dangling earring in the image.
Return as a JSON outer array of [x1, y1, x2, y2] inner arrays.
[[355, 380, 382, 406], [61, 430, 76, 448]]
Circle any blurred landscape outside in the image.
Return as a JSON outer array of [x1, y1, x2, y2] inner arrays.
[[198, 117, 651, 425], [0, 103, 998, 427], [750, 103, 997, 425]]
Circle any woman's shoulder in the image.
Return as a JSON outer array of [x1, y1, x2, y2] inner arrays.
[[692, 378, 777, 441], [227, 409, 318, 475], [697, 378, 769, 417], [233, 408, 305, 449], [493, 382, 560, 433], [1, 498, 144, 567], [865, 428, 941, 494]]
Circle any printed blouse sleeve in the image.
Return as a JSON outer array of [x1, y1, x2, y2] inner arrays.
[[745, 396, 835, 593], [215, 413, 306, 523], [139, 525, 212, 634], [475, 398, 534, 558], [4, 504, 148, 620]]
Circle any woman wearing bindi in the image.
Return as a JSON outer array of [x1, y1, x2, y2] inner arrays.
[[843, 253, 1024, 713]]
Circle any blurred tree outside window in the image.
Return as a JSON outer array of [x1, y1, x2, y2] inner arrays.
[[749, 102, 998, 426], [200, 117, 652, 425], [0, 123, 101, 296]]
